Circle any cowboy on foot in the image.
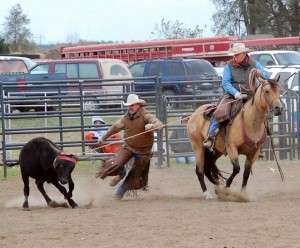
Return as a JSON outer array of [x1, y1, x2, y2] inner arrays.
[[96, 94, 163, 199]]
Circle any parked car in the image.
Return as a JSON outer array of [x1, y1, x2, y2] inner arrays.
[[249, 50, 300, 68], [214, 66, 225, 79], [1, 58, 132, 111], [0, 56, 36, 75], [129, 58, 221, 97], [264, 67, 299, 91]]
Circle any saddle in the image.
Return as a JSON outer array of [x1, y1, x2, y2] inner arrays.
[[202, 104, 217, 119]]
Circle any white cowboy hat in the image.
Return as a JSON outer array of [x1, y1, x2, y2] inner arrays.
[[92, 116, 105, 124], [229, 43, 251, 55], [123, 94, 146, 106]]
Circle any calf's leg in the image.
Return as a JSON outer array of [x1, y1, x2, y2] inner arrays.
[[21, 173, 30, 210], [35, 179, 53, 206], [67, 177, 75, 198], [52, 180, 78, 208]]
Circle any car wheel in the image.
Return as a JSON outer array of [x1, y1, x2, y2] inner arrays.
[[16, 107, 31, 112], [33, 105, 57, 112]]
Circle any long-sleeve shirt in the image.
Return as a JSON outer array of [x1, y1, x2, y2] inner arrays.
[[222, 61, 270, 96], [102, 107, 163, 154]]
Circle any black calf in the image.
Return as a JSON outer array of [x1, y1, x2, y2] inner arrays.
[[16, 137, 78, 210]]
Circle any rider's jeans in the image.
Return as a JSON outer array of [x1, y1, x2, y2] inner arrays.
[[208, 117, 219, 137]]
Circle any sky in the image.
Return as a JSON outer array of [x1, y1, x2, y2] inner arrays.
[[0, 0, 216, 44]]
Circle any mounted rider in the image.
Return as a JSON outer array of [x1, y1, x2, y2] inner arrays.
[[203, 43, 270, 148]]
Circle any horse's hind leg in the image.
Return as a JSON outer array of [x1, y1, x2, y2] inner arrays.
[[21, 172, 30, 210], [194, 146, 213, 199]]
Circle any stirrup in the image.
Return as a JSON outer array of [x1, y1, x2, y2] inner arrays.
[[203, 137, 214, 149]]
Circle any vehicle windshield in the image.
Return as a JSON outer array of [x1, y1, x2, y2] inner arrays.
[[274, 52, 300, 65], [186, 60, 217, 77], [290, 72, 299, 89], [23, 57, 36, 70], [0, 60, 28, 74], [102, 62, 130, 78]]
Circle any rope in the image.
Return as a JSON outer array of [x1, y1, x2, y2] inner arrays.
[[92, 98, 240, 152], [265, 122, 285, 182]]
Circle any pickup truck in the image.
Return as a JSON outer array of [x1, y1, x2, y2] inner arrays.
[[129, 58, 221, 96], [0, 56, 36, 75], [0, 58, 132, 112]]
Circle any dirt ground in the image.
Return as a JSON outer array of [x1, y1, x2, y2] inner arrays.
[[0, 160, 300, 248]]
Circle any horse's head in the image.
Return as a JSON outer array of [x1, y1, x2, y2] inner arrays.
[[255, 76, 283, 116]]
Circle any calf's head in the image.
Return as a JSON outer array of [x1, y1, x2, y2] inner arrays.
[[53, 154, 78, 184]]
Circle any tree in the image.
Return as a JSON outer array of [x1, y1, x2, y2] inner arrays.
[[152, 18, 204, 39], [0, 37, 10, 53], [3, 3, 33, 52], [211, 0, 300, 37]]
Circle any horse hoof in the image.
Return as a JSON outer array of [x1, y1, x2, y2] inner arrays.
[[203, 191, 213, 200], [22, 207, 31, 211]]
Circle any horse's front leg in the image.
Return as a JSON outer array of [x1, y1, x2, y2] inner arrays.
[[242, 158, 252, 191], [242, 150, 259, 191], [226, 146, 240, 188]]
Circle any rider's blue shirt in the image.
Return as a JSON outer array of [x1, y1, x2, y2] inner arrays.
[[222, 61, 270, 96]]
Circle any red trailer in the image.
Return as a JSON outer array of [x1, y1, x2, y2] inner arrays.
[[60, 36, 300, 64]]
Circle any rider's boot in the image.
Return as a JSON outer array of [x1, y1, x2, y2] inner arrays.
[[203, 118, 219, 149], [109, 168, 126, 187], [114, 184, 127, 199]]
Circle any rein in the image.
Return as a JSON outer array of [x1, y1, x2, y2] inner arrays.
[[265, 120, 285, 182], [246, 73, 285, 181]]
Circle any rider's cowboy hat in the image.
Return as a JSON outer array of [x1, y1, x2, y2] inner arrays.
[[123, 94, 146, 106], [229, 43, 251, 55]]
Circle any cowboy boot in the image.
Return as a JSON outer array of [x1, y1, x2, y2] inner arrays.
[[109, 175, 122, 186], [114, 184, 127, 200], [109, 168, 126, 187], [203, 118, 219, 149]]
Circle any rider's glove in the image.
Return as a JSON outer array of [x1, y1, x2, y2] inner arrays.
[[234, 92, 248, 100], [98, 137, 107, 144], [254, 69, 262, 78], [145, 123, 154, 131]]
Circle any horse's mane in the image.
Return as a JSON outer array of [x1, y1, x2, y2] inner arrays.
[[248, 69, 280, 105]]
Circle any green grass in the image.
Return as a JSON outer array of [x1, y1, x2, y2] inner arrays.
[[0, 166, 20, 180], [0, 160, 100, 181]]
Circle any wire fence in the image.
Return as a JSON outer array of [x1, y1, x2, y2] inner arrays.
[[1, 75, 299, 178]]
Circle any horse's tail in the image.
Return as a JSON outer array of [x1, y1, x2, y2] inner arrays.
[[203, 148, 223, 184]]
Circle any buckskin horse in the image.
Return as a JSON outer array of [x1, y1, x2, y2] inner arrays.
[[187, 74, 283, 201]]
